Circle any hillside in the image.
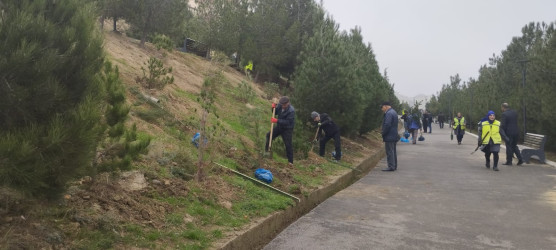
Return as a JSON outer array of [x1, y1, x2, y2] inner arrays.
[[0, 29, 383, 249]]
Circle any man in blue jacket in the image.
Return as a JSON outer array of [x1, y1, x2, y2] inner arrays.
[[265, 96, 295, 167], [381, 101, 399, 171]]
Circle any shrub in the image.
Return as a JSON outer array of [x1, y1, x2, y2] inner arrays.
[[235, 81, 256, 103], [152, 34, 174, 52], [263, 82, 279, 100], [137, 57, 174, 89]]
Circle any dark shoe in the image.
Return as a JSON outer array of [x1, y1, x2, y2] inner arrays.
[[517, 160, 523, 165], [502, 162, 512, 166], [493, 167, 499, 171], [485, 163, 490, 169], [381, 168, 394, 171]]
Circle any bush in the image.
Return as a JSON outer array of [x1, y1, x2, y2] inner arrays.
[[235, 81, 256, 103], [152, 34, 174, 52], [263, 82, 279, 100], [137, 57, 174, 89]]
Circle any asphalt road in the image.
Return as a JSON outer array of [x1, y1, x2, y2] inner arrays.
[[264, 126, 556, 250]]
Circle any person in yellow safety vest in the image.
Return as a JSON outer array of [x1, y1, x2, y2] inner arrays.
[[478, 110, 509, 171], [453, 112, 466, 145]]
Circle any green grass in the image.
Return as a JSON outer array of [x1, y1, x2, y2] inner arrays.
[[135, 107, 166, 124], [227, 176, 294, 217], [226, 119, 247, 135], [174, 88, 198, 101], [166, 212, 185, 226], [293, 172, 324, 187], [106, 55, 129, 67], [76, 229, 118, 249]]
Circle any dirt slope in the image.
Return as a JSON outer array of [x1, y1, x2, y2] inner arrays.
[[0, 28, 383, 249]]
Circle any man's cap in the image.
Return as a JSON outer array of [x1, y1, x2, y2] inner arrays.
[[279, 96, 290, 104], [311, 111, 319, 119], [487, 110, 495, 116], [380, 101, 391, 107]]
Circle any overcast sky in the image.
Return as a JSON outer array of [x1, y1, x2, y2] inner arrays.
[[321, 0, 556, 97]]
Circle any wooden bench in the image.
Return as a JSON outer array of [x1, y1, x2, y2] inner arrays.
[[521, 133, 547, 164]]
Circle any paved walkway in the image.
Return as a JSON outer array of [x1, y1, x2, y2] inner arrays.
[[264, 126, 556, 249]]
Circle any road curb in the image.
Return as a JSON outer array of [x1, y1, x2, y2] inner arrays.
[[217, 147, 385, 250]]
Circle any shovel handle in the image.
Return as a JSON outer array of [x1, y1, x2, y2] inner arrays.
[[310, 126, 320, 152], [268, 106, 276, 151]]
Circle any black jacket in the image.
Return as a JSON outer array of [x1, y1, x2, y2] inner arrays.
[[275, 104, 295, 130], [437, 114, 445, 122], [316, 113, 339, 137], [501, 109, 520, 136]]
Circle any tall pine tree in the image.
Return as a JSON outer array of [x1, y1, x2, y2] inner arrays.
[[0, 0, 105, 198]]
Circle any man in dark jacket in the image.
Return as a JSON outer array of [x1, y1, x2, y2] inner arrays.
[[311, 111, 341, 161], [422, 111, 429, 133], [381, 101, 399, 171], [265, 96, 295, 167], [501, 103, 523, 165], [438, 112, 445, 128]]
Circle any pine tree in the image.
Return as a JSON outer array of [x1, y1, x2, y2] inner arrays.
[[95, 62, 151, 172], [0, 0, 105, 198]]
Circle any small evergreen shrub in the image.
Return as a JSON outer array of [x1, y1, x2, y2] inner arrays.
[[137, 57, 174, 89]]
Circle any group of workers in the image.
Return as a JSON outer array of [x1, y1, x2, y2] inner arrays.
[[265, 96, 342, 168], [265, 97, 523, 173]]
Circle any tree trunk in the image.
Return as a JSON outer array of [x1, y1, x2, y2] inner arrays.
[[195, 110, 208, 182], [99, 15, 104, 30]]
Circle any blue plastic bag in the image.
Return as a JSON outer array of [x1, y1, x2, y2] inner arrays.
[[191, 132, 208, 148], [191, 132, 201, 148], [255, 168, 273, 184]]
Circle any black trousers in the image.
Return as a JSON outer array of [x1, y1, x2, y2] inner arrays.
[[505, 134, 523, 163], [319, 131, 342, 160], [484, 146, 499, 167], [265, 126, 293, 163]]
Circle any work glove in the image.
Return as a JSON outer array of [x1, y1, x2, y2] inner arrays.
[[271, 117, 278, 123], [312, 139, 318, 143], [318, 122, 322, 127], [271, 103, 276, 109]]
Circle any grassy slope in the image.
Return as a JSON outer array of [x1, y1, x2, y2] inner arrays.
[[0, 30, 383, 249]]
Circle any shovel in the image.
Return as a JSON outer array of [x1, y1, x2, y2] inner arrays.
[[267, 104, 276, 158], [309, 126, 320, 152]]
